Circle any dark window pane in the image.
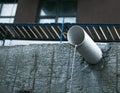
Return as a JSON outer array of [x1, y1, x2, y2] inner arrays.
[[40, 0, 57, 16], [59, 0, 77, 16], [0, 4, 1, 8], [0, 0, 18, 3]]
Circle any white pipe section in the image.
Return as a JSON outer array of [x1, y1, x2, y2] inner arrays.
[[67, 26, 102, 64]]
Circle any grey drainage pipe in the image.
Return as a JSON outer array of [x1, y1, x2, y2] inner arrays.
[[67, 26, 102, 64]]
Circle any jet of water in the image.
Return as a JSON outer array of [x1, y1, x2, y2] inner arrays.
[[69, 45, 77, 93]]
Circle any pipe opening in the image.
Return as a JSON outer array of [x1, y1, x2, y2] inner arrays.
[[67, 26, 85, 46]]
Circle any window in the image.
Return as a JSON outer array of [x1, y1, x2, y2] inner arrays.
[[38, 0, 77, 23], [39, 19, 55, 23], [58, 17, 76, 23], [0, 3, 17, 23]]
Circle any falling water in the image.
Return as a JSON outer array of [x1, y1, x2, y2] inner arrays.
[[69, 45, 77, 93]]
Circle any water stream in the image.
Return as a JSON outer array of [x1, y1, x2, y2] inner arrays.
[[69, 45, 77, 93]]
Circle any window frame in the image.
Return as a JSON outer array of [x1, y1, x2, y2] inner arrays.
[[38, 0, 77, 23], [0, 3, 17, 23]]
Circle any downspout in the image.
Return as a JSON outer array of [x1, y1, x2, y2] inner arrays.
[[67, 26, 102, 64]]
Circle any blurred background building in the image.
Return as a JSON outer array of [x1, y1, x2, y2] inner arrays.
[[0, 0, 120, 24]]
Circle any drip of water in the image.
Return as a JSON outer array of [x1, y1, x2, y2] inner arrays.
[[69, 45, 77, 93]]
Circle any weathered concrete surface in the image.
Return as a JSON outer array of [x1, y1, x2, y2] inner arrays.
[[0, 43, 120, 93]]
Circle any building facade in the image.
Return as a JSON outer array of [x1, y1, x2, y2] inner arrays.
[[0, 0, 120, 24]]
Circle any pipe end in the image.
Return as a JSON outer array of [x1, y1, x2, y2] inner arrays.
[[67, 26, 85, 46]]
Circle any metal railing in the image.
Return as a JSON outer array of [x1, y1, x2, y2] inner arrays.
[[0, 23, 120, 42]]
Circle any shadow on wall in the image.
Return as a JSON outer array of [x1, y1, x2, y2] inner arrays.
[[17, 89, 32, 93], [79, 44, 117, 93]]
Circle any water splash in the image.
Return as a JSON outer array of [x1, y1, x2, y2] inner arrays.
[[69, 45, 77, 93]]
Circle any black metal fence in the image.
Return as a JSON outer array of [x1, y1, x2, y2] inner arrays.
[[0, 23, 120, 42]]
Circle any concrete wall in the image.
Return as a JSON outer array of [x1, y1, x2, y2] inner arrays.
[[0, 43, 120, 93]]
